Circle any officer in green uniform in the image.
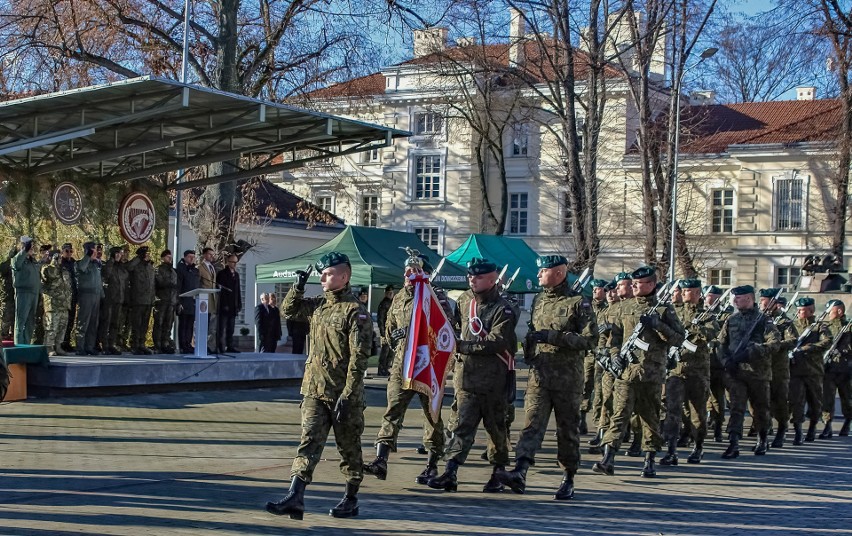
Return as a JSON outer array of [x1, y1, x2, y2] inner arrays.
[[789, 296, 832, 444], [759, 291, 797, 447], [363, 256, 446, 485], [75, 241, 104, 355], [41, 251, 72, 357], [99, 247, 128, 355], [0, 247, 15, 341], [153, 250, 178, 354], [427, 258, 517, 493], [593, 266, 684, 478], [822, 299, 852, 438], [581, 278, 608, 435], [125, 246, 156, 355], [375, 285, 394, 376], [660, 279, 718, 465], [497, 255, 597, 500], [12, 236, 41, 345], [266, 252, 373, 520], [704, 285, 731, 442]]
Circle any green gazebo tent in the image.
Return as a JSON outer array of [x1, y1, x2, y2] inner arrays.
[[445, 234, 543, 293]]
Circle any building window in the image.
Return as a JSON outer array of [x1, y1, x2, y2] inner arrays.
[[511, 123, 528, 156], [414, 112, 442, 135], [362, 147, 381, 163], [414, 155, 442, 199], [776, 266, 801, 287], [509, 193, 529, 234], [414, 227, 440, 251], [712, 189, 734, 233], [361, 195, 379, 227], [562, 192, 573, 234], [708, 269, 731, 286], [774, 176, 805, 230], [316, 195, 334, 213]]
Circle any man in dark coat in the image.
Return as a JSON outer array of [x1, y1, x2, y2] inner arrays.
[[176, 250, 199, 354], [216, 254, 242, 353]]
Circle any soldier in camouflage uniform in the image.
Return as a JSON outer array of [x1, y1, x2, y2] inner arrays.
[[580, 279, 608, 436], [118, 246, 133, 351], [41, 251, 72, 356], [590, 280, 617, 442], [12, 236, 41, 345], [125, 246, 156, 355], [759, 291, 797, 448], [789, 296, 832, 444], [75, 241, 104, 356], [593, 266, 684, 478], [660, 279, 718, 466], [375, 285, 394, 376], [266, 251, 373, 520], [60, 243, 78, 352], [363, 257, 446, 485], [99, 247, 128, 355], [427, 258, 517, 493], [822, 299, 852, 438], [497, 255, 597, 500], [589, 278, 625, 454], [705, 285, 732, 442], [32, 244, 52, 345], [0, 247, 15, 341], [153, 250, 178, 354]]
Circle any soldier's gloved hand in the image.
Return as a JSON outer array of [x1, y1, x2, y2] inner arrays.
[[597, 322, 613, 334], [528, 330, 551, 344], [333, 396, 351, 423], [455, 340, 474, 354], [639, 314, 659, 329], [294, 264, 313, 292], [390, 328, 406, 341], [723, 357, 738, 374], [22, 239, 33, 253], [790, 349, 804, 362], [829, 348, 842, 360], [732, 347, 750, 364]]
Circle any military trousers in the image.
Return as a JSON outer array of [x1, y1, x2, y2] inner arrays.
[[14, 290, 38, 345], [724, 372, 770, 437], [484, 403, 515, 464], [444, 388, 509, 466], [376, 372, 445, 456], [591, 362, 605, 426], [98, 298, 122, 350], [44, 309, 68, 353], [515, 369, 583, 474], [581, 354, 596, 413], [789, 374, 823, 424], [1, 298, 14, 340], [822, 363, 852, 422], [63, 296, 77, 347], [76, 292, 101, 353], [597, 370, 615, 431], [152, 300, 176, 351], [603, 375, 664, 452], [663, 374, 709, 444], [130, 304, 153, 351], [770, 370, 790, 430], [32, 296, 44, 344], [707, 365, 727, 427], [377, 342, 392, 373], [291, 396, 364, 485]]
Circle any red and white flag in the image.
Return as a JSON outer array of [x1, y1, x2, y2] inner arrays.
[[402, 274, 456, 421]]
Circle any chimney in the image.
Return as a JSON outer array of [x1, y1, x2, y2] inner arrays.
[[509, 8, 525, 68], [413, 27, 448, 58], [689, 90, 716, 106], [796, 86, 816, 100]]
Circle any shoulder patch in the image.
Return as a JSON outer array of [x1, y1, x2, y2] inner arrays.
[[358, 313, 369, 320], [504, 307, 515, 315]]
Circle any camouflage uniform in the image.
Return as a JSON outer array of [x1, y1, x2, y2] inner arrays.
[[376, 293, 393, 375], [823, 317, 852, 428], [708, 306, 733, 437], [125, 254, 156, 353], [41, 260, 72, 355], [596, 300, 623, 436], [283, 282, 373, 485], [153, 262, 178, 352], [75, 254, 104, 354], [12, 248, 41, 345], [0, 250, 14, 340], [789, 316, 831, 428], [99, 256, 128, 353], [583, 298, 608, 425], [768, 313, 796, 436]]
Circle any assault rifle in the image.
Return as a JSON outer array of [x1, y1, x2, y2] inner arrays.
[[773, 291, 798, 325], [693, 288, 731, 325], [612, 280, 676, 378], [501, 267, 521, 293], [824, 318, 852, 364], [723, 287, 783, 370], [788, 302, 831, 361], [571, 267, 592, 294]]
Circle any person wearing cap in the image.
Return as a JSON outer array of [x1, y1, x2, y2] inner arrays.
[[59, 242, 79, 351], [100, 246, 128, 355], [581, 278, 609, 436], [31, 244, 53, 345], [0, 247, 15, 341], [375, 285, 395, 377], [704, 285, 730, 442], [496, 255, 595, 500], [216, 254, 243, 353], [427, 257, 517, 494], [176, 250, 200, 354], [125, 246, 156, 355], [74, 241, 104, 355], [822, 299, 852, 438], [153, 250, 178, 354], [789, 296, 832, 444], [363, 255, 447, 486], [12, 236, 41, 345], [198, 248, 220, 352], [758, 289, 797, 447], [593, 266, 685, 478], [660, 279, 719, 466], [40, 251, 72, 356], [266, 251, 373, 520]]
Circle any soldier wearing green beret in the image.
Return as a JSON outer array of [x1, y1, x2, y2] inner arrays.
[[266, 251, 373, 520], [757, 290, 797, 447], [788, 297, 832, 444], [153, 250, 178, 354], [427, 257, 517, 493], [124, 246, 156, 355], [581, 278, 610, 435], [74, 241, 104, 355], [99, 247, 128, 355], [12, 236, 41, 345], [704, 285, 731, 442], [822, 299, 852, 438], [593, 266, 685, 478], [41, 251, 72, 356]]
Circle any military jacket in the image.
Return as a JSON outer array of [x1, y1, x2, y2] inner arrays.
[[102, 259, 128, 303], [176, 260, 200, 313], [125, 257, 156, 306], [825, 317, 852, 366], [671, 302, 718, 379], [155, 263, 179, 305], [454, 286, 517, 394], [598, 299, 623, 351], [527, 279, 597, 389], [377, 296, 393, 335], [716, 306, 779, 381], [790, 316, 832, 377], [284, 283, 372, 404], [589, 299, 608, 354], [766, 313, 797, 379], [12, 249, 41, 293], [41, 263, 72, 312], [75, 256, 103, 298], [385, 286, 416, 376]]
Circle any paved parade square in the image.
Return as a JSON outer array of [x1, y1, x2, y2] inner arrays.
[[1, 373, 851, 536]]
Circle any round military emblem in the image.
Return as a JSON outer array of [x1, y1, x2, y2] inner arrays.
[[118, 192, 156, 245], [526, 279, 533, 290], [52, 182, 83, 225]]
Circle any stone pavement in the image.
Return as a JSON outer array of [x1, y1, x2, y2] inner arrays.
[[1, 371, 851, 536]]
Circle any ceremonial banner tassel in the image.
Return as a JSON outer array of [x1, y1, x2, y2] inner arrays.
[[402, 273, 456, 422]]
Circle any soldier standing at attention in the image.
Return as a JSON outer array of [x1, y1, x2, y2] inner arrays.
[[497, 255, 596, 500], [581, 278, 608, 435], [74, 241, 103, 356], [153, 250, 178, 354], [590, 277, 627, 454], [125, 246, 156, 355], [789, 297, 832, 444], [100, 247, 128, 355], [822, 299, 852, 438], [60, 243, 78, 352], [12, 236, 41, 345], [176, 250, 199, 354], [41, 251, 72, 357], [266, 252, 373, 520], [592, 266, 684, 478], [704, 285, 731, 442], [758, 291, 797, 448], [375, 285, 394, 377]]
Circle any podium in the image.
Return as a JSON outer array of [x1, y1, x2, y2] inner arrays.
[[179, 288, 221, 359]]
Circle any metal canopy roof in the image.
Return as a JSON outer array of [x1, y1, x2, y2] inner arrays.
[[0, 76, 409, 190]]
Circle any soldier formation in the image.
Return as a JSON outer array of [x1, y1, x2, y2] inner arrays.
[[0, 236, 243, 356], [265, 249, 852, 520]]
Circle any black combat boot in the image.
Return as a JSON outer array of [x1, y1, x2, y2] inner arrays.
[[805, 419, 818, 442], [626, 436, 642, 457], [641, 451, 657, 478], [754, 430, 768, 456], [554, 471, 575, 500], [840, 418, 851, 437], [819, 420, 833, 439], [363, 443, 390, 480], [482, 465, 505, 493], [329, 482, 359, 518], [579, 412, 588, 435], [746, 424, 757, 437], [588, 429, 605, 454], [721, 433, 740, 459], [714, 421, 723, 443], [592, 445, 616, 476], [659, 438, 678, 466], [686, 439, 704, 464], [427, 459, 459, 492], [415, 452, 440, 485], [771, 428, 786, 449], [793, 423, 804, 445], [497, 457, 530, 494], [265, 477, 307, 520]]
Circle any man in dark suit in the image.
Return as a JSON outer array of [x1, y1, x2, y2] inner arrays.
[[216, 254, 243, 353], [255, 292, 275, 352], [176, 250, 199, 354]]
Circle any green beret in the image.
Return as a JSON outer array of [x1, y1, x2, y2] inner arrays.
[[536, 255, 568, 269], [776, 297, 788, 306], [614, 272, 632, 282], [358, 286, 369, 296], [108, 246, 123, 256], [678, 279, 701, 289], [417, 254, 434, 274], [467, 257, 497, 275], [731, 285, 754, 296], [758, 288, 781, 298], [605, 281, 617, 291], [632, 266, 656, 280], [590, 278, 609, 288], [315, 251, 351, 271], [795, 297, 815, 307], [827, 299, 845, 309], [703, 285, 723, 295]]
